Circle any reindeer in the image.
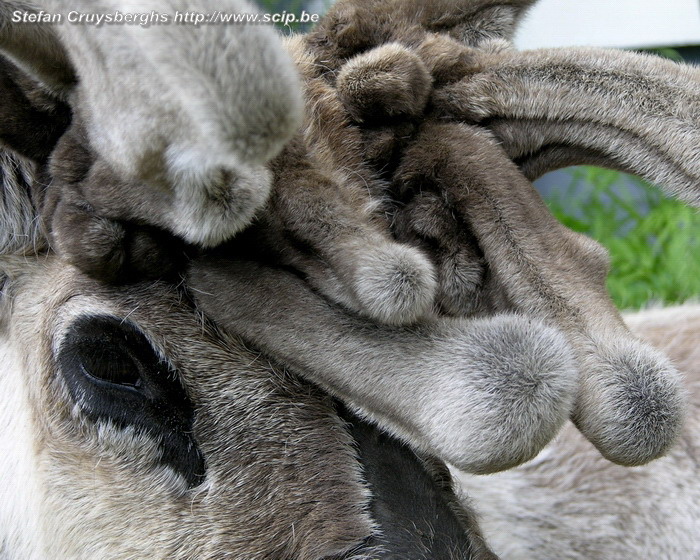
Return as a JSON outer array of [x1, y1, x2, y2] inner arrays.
[[1, 0, 699, 558]]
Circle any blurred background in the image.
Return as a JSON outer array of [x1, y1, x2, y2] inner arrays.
[[257, 0, 700, 310]]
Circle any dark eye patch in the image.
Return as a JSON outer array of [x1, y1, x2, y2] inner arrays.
[[58, 315, 205, 487], [80, 345, 142, 387]]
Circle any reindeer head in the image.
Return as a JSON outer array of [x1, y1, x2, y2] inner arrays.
[[0, 30, 507, 560]]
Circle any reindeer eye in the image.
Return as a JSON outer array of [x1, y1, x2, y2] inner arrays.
[[80, 347, 142, 388], [58, 315, 205, 487]]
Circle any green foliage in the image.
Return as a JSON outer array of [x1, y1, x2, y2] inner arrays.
[[546, 167, 700, 310], [256, 0, 306, 12], [639, 47, 684, 62]]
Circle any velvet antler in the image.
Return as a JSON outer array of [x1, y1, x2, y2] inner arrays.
[[289, 0, 694, 467], [192, 0, 695, 468], [436, 47, 700, 206]]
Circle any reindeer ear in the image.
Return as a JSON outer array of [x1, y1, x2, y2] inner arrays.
[[0, 55, 71, 162], [434, 48, 700, 206], [0, 2, 74, 162], [0, 2, 76, 93]]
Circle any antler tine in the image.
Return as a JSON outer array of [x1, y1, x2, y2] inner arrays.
[[27, 0, 303, 247], [434, 47, 700, 206], [0, 0, 310, 283]]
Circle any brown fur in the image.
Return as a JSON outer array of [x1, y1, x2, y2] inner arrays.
[[241, 135, 436, 326], [393, 120, 686, 465], [189, 257, 579, 475], [30, 120, 188, 282], [305, 0, 536, 70], [0, 2, 76, 92], [0, 56, 70, 162]]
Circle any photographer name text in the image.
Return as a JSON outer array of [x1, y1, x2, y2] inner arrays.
[[11, 9, 319, 27]]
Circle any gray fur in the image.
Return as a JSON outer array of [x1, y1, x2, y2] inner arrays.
[[456, 304, 700, 559], [1, 0, 695, 468], [2, 0, 304, 247], [0, 1, 75, 92], [433, 47, 700, 206], [248, 134, 440, 326], [392, 120, 687, 466], [189, 258, 579, 474], [1, 0, 695, 466]]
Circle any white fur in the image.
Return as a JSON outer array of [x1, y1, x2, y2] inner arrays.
[[0, 339, 45, 560], [573, 333, 687, 465], [348, 241, 438, 326], [166, 156, 272, 247], [361, 313, 579, 472], [455, 437, 700, 559]]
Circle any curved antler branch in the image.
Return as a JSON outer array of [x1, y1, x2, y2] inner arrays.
[[434, 47, 700, 205]]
